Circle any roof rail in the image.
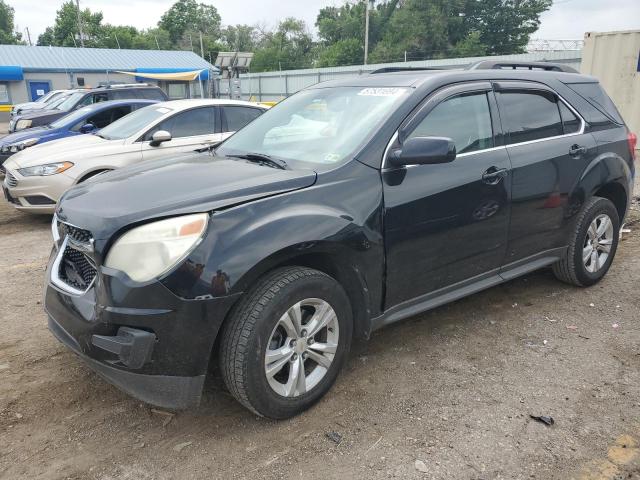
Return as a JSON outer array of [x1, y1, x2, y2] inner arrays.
[[369, 66, 445, 74], [96, 82, 151, 89], [467, 60, 578, 73]]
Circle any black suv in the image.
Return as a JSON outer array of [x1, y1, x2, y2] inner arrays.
[[46, 62, 636, 419], [9, 84, 168, 132]]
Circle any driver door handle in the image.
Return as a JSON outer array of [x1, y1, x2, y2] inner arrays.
[[569, 144, 587, 156], [482, 167, 508, 185]]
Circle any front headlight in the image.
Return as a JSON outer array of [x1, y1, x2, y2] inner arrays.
[[15, 119, 32, 131], [18, 161, 74, 176], [8, 137, 39, 152], [105, 213, 209, 282]]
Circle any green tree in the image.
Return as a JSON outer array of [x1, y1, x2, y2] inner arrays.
[[158, 0, 221, 43], [221, 25, 258, 52], [369, 0, 453, 63], [462, 0, 552, 55], [0, 0, 22, 44], [36, 1, 103, 47], [451, 30, 487, 57], [251, 18, 314, 72], [317, 38, 362, 67], [315, 0, 400, 64], [130, 28, 173, 50]]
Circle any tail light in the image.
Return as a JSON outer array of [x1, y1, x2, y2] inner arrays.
[[628, 131, 637, 161]]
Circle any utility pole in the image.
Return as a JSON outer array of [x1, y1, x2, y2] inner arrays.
[[25, 27, 32, 46], [155, 36, 160, 50], [199, 31, 205, 58], [364, 0, 375, 64], [114, 32, 120, 49], [75, 0, 84, 47]]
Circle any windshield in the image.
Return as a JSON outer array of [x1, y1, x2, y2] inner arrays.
[[49, 106, 95, 129], [55, 91, 87, 112], [217, 86, 409, 168], [43, 91, 65, 105], [36, 91, 55, 103], [43, 95, 68, 111], [98, 105, 171, 140]]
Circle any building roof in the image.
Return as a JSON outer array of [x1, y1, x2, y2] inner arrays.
[[0, 45, 214, 73]]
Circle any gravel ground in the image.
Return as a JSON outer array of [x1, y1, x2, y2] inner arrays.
[[0, 170, 639, 480]]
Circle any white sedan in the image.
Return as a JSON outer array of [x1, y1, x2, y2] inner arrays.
[[2, 99, 268, 213]]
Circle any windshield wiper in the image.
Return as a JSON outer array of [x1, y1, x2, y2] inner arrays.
[[226, 153, 288, 170], [95, 132, 110, 140]]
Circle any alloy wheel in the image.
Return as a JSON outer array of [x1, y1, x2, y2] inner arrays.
[[583, 213, 613, 273], [265, 298, 339, 397]]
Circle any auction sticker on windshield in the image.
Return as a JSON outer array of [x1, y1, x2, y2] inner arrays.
[[357, 88, 405, 97]]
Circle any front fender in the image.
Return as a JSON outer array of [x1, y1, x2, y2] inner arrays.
[[161, 161, 385, 319]]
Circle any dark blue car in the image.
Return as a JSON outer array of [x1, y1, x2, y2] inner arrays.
[[0, 99, 158, 168]]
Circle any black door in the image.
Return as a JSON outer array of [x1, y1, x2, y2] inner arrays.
[[494, 83, 598, 265], [383, 82, 511, 308]]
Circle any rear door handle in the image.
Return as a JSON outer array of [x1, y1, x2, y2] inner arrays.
[[482, 167, 508, 185], [569, 144, 587, 156]]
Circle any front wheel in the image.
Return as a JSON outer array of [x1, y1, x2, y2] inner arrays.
[[219, 267, 352, 419], [553, 196, 620, 286]]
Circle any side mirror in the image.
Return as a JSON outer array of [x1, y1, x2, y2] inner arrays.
[[150, 130, 172, 146], [389, 136, 456, 167], [80, 123, 96, 134]]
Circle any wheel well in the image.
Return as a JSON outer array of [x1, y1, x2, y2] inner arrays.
[[278, 253, 371, 340], [77, 169, 112, 183], [594, 182, 627, 221]]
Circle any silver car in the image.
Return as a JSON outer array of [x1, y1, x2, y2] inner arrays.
[[3, 99, 268, 213]]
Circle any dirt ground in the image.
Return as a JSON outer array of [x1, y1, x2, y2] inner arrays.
[[1, 173, 639, 480]]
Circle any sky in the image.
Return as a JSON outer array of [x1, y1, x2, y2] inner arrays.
[[10, 0, 640, 46]]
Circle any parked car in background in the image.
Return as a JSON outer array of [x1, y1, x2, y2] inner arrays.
[[43, 63, 634, 418], [9, 83, 168, 133], [3, 99, 267, 213], [0, 100, 157, 171], [10, 89, 71, 119]]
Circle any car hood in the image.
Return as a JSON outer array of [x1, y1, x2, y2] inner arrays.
[[57, 153, 318, 240], [17, 108, 65, 121], [14, 101, 42, 111], [3, 135, 125, 169], [0, 126, 61, 146]]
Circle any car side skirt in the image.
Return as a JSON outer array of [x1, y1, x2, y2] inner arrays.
[[371, 247, 567, 331]]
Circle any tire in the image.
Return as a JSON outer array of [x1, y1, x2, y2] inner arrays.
[[553, 196, 620, 287], [219, 266, 352, 419]]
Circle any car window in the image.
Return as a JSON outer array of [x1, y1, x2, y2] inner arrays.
[[100, 105, 171, 140], [222, 106, 264, 132], [140, 88, 167, 101], [498, 90, 563, 144], [558, 101, 581, 134], [71, 106, 131, 131], [110, 90, 139, 100], [407, 92, 494, 154], [146, 107, 215, 140], [566, 82, 623, 124]]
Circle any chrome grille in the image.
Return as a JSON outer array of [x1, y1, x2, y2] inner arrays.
[[6, 172, 17, 187], [60, 222, 93, 243], [58, 246, 97, 291], [51, 221, 97, 294]]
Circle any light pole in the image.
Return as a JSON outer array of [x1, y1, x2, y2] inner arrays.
[[364, 0, 375, 65]]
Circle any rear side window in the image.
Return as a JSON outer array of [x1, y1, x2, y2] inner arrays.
[[110, 90, 139, 100], [566, 82, 624, 124], [407, 92, 494, 154], [498, 90, 563, 144], [140, 88, 168, 101], [222, 106, 264, 132], [146, 107, 215, 139], [558, 101, 581, 134]]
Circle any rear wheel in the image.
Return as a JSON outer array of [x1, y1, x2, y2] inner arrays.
[[553, 196, 620, 286], [219, 266, 352, 419]]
